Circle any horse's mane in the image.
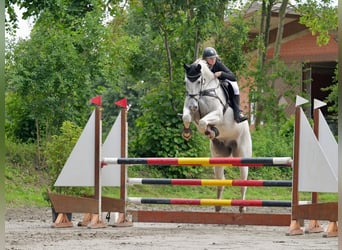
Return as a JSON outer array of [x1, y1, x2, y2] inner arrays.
[[194, 59, 215, 82]]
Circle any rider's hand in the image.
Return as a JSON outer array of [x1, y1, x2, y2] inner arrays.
[[214, 71, 222, 78]]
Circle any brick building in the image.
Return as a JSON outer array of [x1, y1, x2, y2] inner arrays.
[[241, 4, 338, 127]]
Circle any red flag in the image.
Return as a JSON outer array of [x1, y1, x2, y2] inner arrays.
[[89, 95, 102, 106], [115, 98, 128, 108]]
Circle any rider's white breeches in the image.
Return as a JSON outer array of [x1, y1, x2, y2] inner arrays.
[[230, 81, 239, 95]]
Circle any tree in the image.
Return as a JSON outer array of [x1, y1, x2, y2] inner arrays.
[[216, 7, 252, 73], [242, 0, 337, 127], [252, 0, 277, 126], [5, 0, 114, 166], [273, 0, 288, 59], [293, 0, 337, 45], [6, 0, 337, 167], [126, 0, 233, 160], [323, 66, 338, 120]]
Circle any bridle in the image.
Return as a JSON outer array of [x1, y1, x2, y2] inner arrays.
[[185, 73, 228, 114]]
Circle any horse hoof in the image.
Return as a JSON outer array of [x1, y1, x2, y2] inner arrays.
[[239, 206, 246, 213], [215, 206, 222, 212], [182, 133, 191, 141], [205, 130, 215, 139], [182, 129, 192, 140]]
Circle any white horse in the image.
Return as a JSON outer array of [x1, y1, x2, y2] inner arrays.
[[182, 59, 252, 212]]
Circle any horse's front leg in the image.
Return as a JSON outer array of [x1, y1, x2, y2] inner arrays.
[[198, 110, 223, 139], [182, 106, 192, 141]]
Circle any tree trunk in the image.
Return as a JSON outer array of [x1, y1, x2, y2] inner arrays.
[[162, 28, 173, 82], [258, 0, 266, 65], [271, 0, 288, 93], [35, 119, 41, 169], [274, 0, 288, 60], [194, 30, 200, 61], [262, 0, 273, 65], [254, 0, 276, 127]]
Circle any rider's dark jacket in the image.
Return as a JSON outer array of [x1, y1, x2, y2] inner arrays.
[[209, 59, 236, 82]]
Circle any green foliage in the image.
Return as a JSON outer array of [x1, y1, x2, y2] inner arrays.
[[5, 139, 38, 170], [129, 80, 210, 178], [6, 0, 97, 21], [140, 0, 229, 58], [5, 92, 36, 142], [44, 121, 92, 196], [4, 0, 339, 208], [122, 0, 231, 180], [216, 11, 252, 73], [323, 65, 338, 119], [5, 139, 49, 206], [252, 123, 293, 159], [248, 59, 300, 124], [296, 0, 337, 45], [250, 117, 294, 180], [5, 166, 49, 207], [5, 0, 110, 143], [100, 18, 143, 134]]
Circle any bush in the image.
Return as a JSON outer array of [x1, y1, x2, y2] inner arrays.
[[44, 121, 92, 196], [5, 139, 50, 206], [128, 82, 210, 178], [250, 117, 294, 180], [5, 139, 38, 169]]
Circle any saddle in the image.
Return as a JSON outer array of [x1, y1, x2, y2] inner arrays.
[[220, 80, 234, 108]]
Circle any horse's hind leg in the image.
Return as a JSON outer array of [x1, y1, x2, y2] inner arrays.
[[205, 126, 219, 140], [239, 166, 248, 213], [214, 166, 225, 212], [211, 139, 231, 212], [233, 135, 251, 213]]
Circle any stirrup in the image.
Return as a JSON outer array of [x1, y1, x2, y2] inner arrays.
[[236, 113, 248, 123]]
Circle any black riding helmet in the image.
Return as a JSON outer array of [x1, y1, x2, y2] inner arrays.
[[202, 47, 217, 59]]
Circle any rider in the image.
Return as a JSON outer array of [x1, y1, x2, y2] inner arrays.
[[202, 47, 248, 123]]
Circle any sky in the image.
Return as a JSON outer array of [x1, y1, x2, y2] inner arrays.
[[14, 6, 33, 40]]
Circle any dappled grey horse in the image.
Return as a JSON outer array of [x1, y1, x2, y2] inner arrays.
[[182, 59, 252, 212]]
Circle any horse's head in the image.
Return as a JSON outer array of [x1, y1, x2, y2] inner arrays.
[[183, 59, 216, 93], [183, 62, 202, 114], [184, 63, 202, 83], [183, 60, 218, 111]]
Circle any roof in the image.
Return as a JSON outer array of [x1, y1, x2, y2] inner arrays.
[[243, 2, 300, 34]]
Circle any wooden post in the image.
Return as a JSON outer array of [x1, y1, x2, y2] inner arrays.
[[87, 104, 106, 228], [95, 105, 100, 208], [313, 106, 338, 237], [114, 106, 133, 227], [120, 108, 127, 205], [312, 108, 319, 207], [306, 108, 324, 233], [287, 105, 304, 236]]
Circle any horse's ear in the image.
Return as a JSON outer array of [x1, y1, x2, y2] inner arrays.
[[183, 63, 190, 71], [196, 64, 202, 71]]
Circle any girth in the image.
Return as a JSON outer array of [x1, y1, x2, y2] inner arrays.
[[199, 88, 229, 114]]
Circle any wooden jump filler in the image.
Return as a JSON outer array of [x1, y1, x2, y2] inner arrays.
[[48, 96, 128, 228], [49, 95, 338, 238], [288, 96, 338, 237]]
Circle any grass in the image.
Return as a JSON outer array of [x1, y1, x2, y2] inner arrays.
[[5, 165, 50, 207]]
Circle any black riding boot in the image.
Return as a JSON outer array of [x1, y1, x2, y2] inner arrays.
[[232, 95, 248, 123]]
